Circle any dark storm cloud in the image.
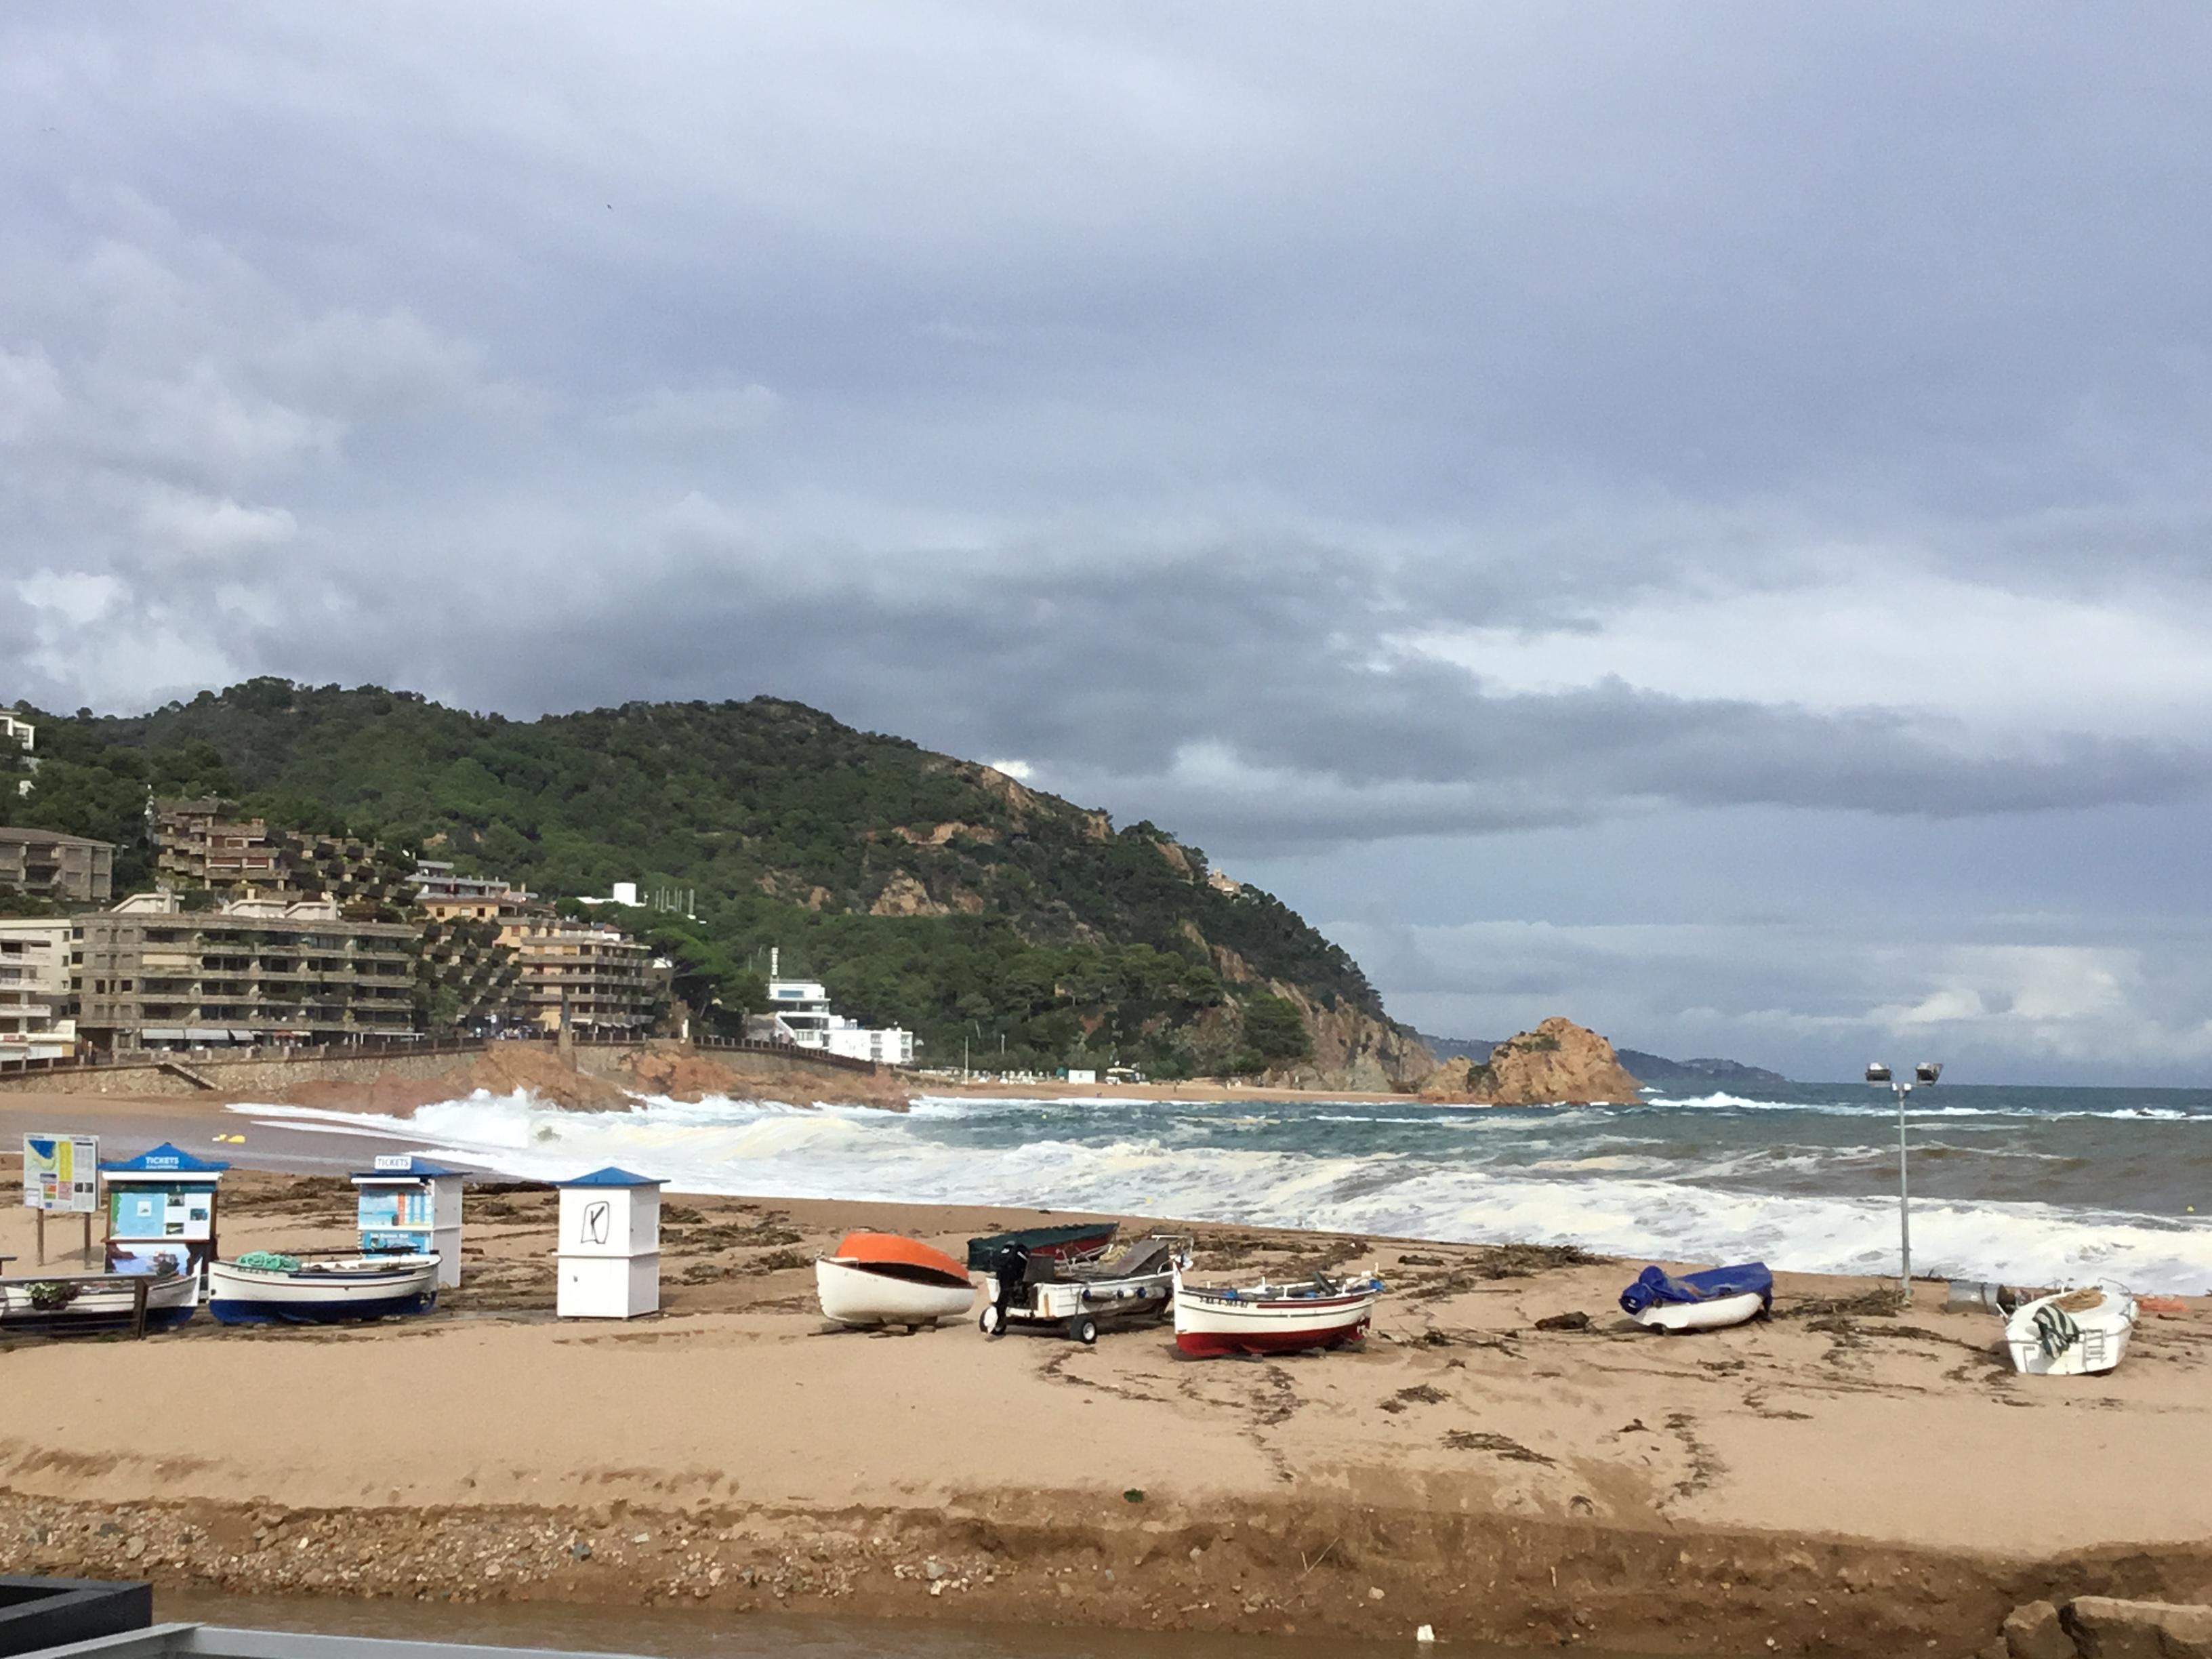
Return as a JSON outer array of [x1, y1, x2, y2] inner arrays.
[[7, 3, 2212, 1076]]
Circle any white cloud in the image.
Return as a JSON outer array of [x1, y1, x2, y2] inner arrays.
[[137, 487, 298, 558]]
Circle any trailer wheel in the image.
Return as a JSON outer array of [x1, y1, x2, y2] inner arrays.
[[1069, 1315, 1099, 1346], [980, 1304, 1004, 1337]]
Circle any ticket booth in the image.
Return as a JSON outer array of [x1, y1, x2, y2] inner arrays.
[[555, 1166, 664, 1319], [100, 1142, 228, 1293], [350, 1155, 467, 1289]]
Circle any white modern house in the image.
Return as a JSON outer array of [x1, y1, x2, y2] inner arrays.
[[0, 917, 75, 1062], [2, 708, 35, 797], [760, 948, 916, 1065]]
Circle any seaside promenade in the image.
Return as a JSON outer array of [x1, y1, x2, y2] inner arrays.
[[3, 1093, 2210, 1654]]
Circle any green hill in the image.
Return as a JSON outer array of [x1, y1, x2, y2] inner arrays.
[[3, 680, 1424, 1082]]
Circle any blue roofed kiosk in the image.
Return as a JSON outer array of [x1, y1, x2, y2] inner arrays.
[[98, 1142, 228, 1295], [556, 1167, 665, 1319], [350, 1154, 468, 1290]]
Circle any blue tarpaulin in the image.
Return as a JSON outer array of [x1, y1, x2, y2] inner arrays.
[[1618, 1261, 1774, 1316]]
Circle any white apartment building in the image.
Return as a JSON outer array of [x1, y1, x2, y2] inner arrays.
[[0, 917, 77, 1062], [760, 948, 915, 1065], [2, 709, 34, 798]]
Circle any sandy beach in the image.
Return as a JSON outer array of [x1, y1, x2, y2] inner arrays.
[[4, 1089, 2211, 1654]]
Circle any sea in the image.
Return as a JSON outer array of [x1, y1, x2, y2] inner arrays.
[[232, 1080, 2212, 1294]]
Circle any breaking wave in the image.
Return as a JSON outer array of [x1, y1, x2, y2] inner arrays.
[[230, 1087, 2212, 1293]]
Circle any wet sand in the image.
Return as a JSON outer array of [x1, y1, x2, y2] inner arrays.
[[4, 1091, 2211, 1654]]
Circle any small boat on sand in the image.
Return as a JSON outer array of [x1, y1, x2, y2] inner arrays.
[[0, 1272, 199, 1336], [964, 1221, 1117, 1273], [1620, 1262, 1773, 1332], [1172, 1268, 1382, 1357], [2005, 1284, 2135, 1375], [207, 1252, 442, 1325], [980, 1233, 1190, 1343], [815, 1232, 975, 1330]]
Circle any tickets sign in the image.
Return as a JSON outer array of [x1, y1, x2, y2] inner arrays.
[[23, 1132, 99, 1213]]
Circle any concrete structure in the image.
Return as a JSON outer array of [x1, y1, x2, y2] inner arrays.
[[0, 827, 115, 905], [352, 1154, 467, 1289], [555, 1165, 663, 1318], [0, 918, 77, 1063], [760, 947, 915, 1065], [152, 800, 403, 914], [1, 708, 34, 797], [497, 916, 659, 1035], [410, 859, 543, 923], [152, 800, 283, 891], [75, 892, 417, 1051]]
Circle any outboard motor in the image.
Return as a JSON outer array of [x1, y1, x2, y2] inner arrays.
[[989, 1240, 1031, 1322]]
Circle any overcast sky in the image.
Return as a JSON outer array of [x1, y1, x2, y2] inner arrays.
[[6, 5, 2212, 1083]]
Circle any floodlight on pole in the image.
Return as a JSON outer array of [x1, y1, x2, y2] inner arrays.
[[1866, 1059, 1942, 1298]]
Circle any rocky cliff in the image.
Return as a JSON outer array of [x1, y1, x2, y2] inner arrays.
[[1265, 981, 1437, 1092], [1419, 1016, 1641, 1105]]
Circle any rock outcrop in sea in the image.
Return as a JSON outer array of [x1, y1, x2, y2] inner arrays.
[[1418, 1016, 1641, 1105]]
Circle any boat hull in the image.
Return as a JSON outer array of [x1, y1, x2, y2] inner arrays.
[[207, 1255, 441, 1325], [1172, 1282, 1378, 1357], [815, 1256, 975, 1328], [0, 1274, 198, 1335], [2005, 1289, 2135, 1375], [1631, 1290, 1767, 1332]]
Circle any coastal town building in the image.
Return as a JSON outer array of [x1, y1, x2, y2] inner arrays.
[[1, 709, 34, 797], [0, 827, 115, 905], [73, 891, 417, 1051], [754, 948, 916, 1065], [409, 859, 544, 923], [496, 915, 661, 1036], [152, 799, 405, 914], [0, 917, 77, 1062]]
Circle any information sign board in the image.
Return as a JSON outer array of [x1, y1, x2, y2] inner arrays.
[[23, 1133, 100, 1213]]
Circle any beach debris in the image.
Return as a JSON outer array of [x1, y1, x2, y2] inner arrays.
[[569, 1541, 591, 1561], [1536, 1311, 1592, 1331], [2003, 1600, 2071, 1659], [1441, 1430, 1553, 1465], [1122, 1488, 1145, 1502], [1417, 1626, 1436, 1643], [1780, 1287, 1902, 1319], [1369, 1586, 1386, 1601]]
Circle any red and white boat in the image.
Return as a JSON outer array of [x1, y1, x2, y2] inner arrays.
[[1172, 1267, 1384, 1357]]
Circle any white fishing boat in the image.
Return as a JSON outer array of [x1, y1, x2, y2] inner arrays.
[[815, 1232, 977, 1330], [0, 1272, 199, 1335], [207, 1253, 442, 1325], [1619, 1261, 1773, 1334], [1172, 1268, 1382, 1357], [2005, 1284, 2135, 1376], [1632, 1291, 1768, 1332]]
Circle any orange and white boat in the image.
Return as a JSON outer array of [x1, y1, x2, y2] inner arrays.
[[815, 1231, 976, 1329]]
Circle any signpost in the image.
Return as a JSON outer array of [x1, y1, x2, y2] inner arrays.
[[22, 1132, 100, 1266]]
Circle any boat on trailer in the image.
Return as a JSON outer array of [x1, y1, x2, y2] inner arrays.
[[963, 1221, 1117, 1273], [1172, 1268, 1383, 1357], [979, 1233, 1190, 1344], [0, 1271, 199, 1336], [815, 1232, 976, 1330], [1619, 1261, 1773, 1333], [207, 1253, 442, 1325], [2005, 1284, 2135, 1375]]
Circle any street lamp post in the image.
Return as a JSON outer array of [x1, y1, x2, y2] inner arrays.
[[1865, 1060, 1942, 1298]]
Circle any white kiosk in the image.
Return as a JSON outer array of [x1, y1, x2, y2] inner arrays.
[[555, 1166, 664, 1319], [350, 1155, 467, 1290]]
